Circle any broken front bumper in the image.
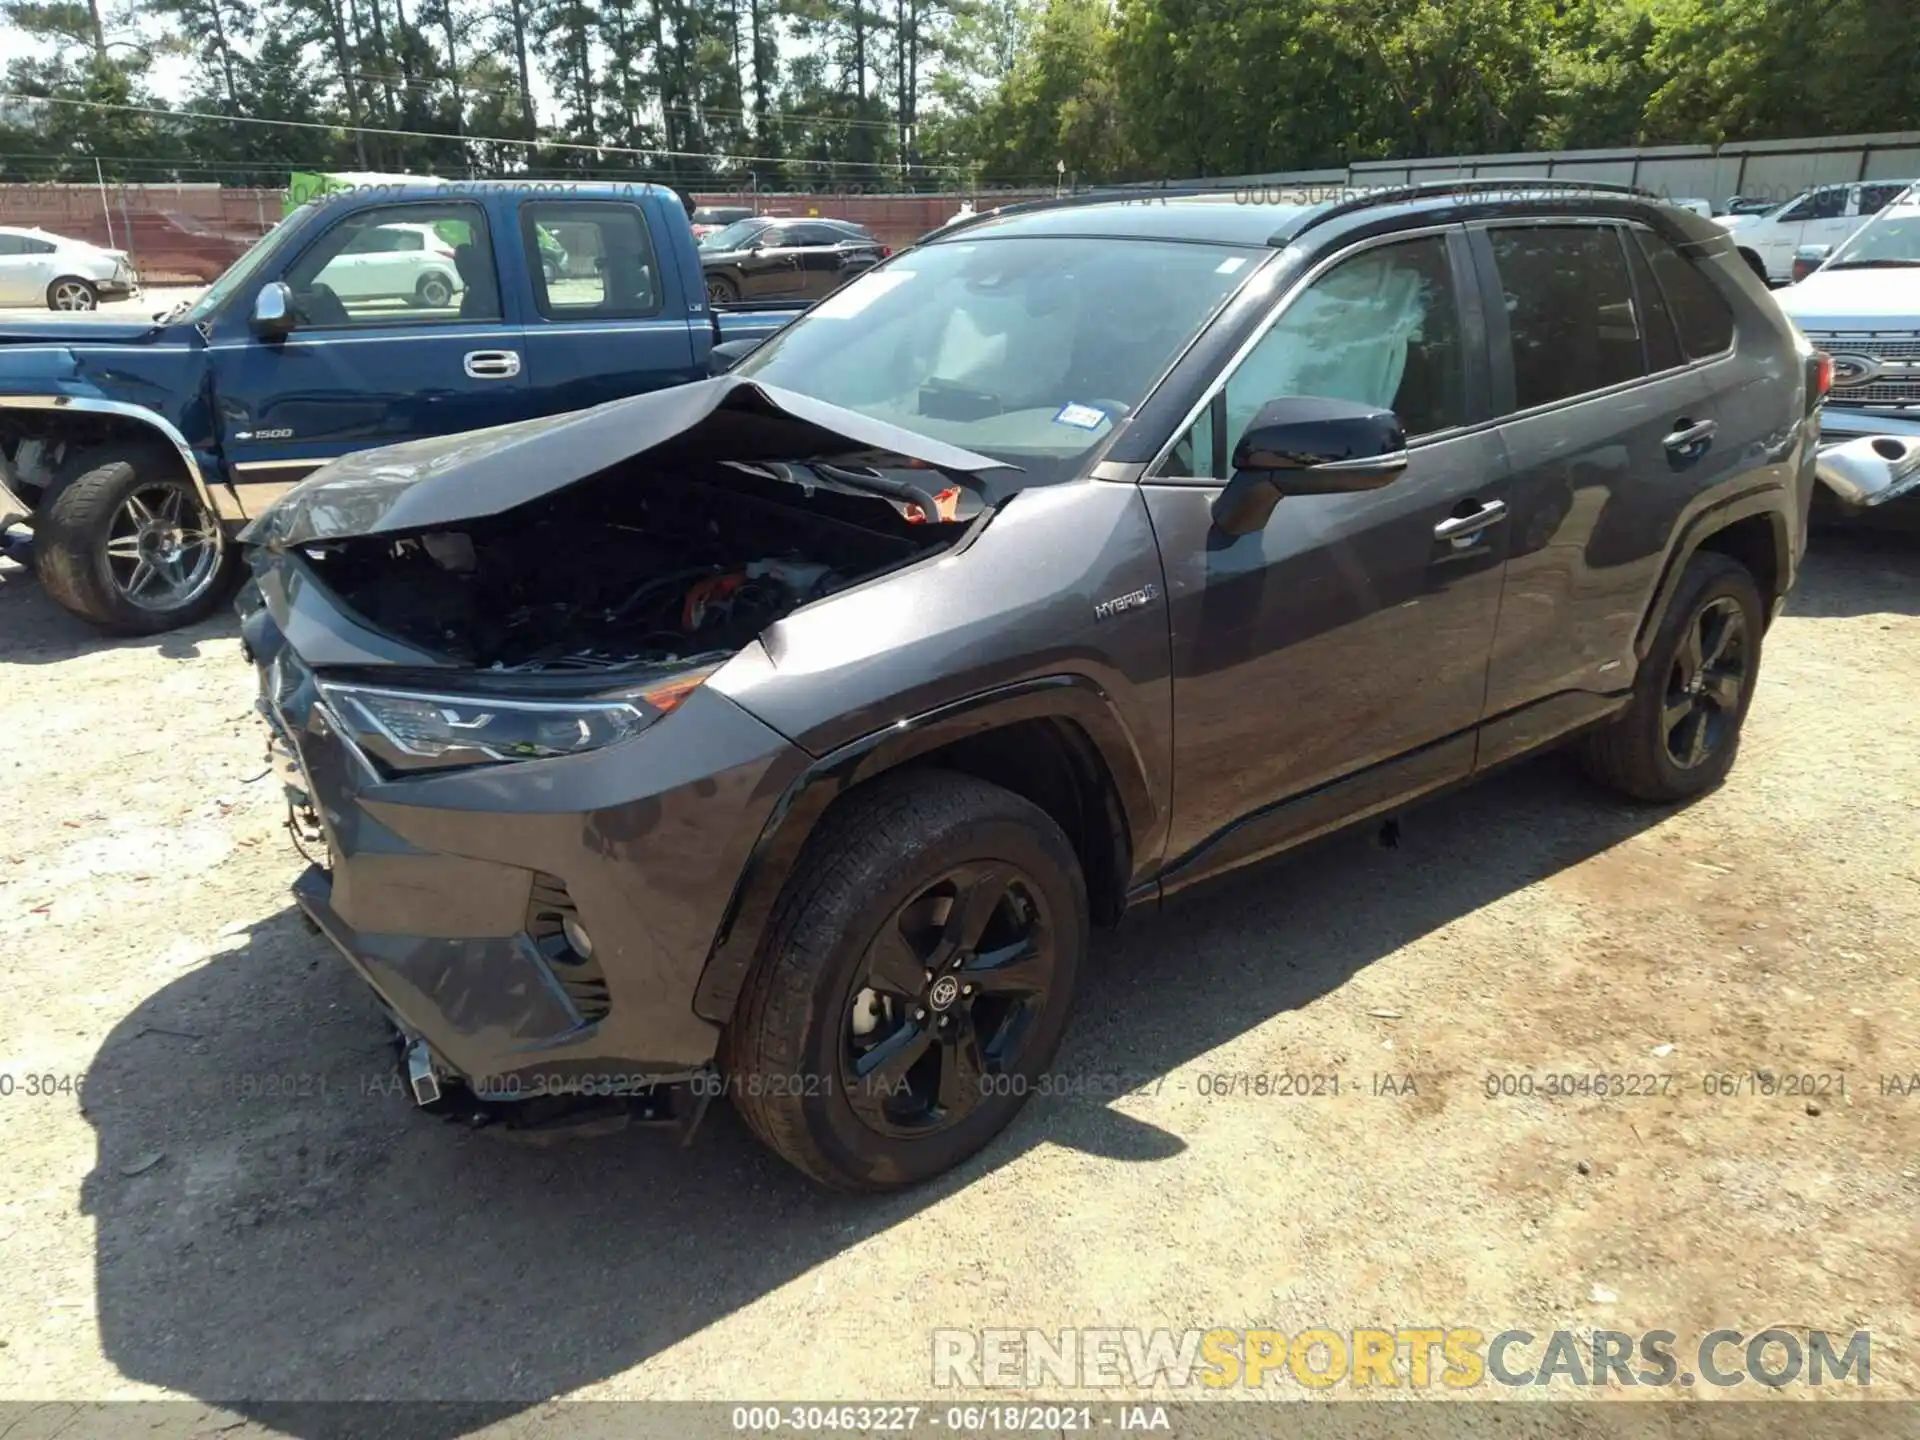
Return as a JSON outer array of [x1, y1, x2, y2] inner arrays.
[[243, 601, 809, 1104], [1816, 408, 1920, 510]]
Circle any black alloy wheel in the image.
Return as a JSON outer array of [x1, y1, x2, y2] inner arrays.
[[1662, 595, 1749, 770], [842, 860, 1058, 1137]]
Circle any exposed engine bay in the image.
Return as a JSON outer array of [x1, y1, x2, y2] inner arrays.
[[296, 457, 975, 671]]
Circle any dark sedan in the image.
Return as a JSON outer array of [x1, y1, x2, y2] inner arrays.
[[699, 216, 889, 304]]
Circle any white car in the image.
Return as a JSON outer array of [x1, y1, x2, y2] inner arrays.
[[1775, 186, 1920, 514], [312, 221, 464, 308], [0, 225, 140, 311], [1715, 180, 1914, 285]]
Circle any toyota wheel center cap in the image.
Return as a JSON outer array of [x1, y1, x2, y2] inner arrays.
[[928, 974, 961, 1011]]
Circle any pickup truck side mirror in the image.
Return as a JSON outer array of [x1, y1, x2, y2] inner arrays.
[[1791, 244, 1832, 284], [1211, 396, 1408, 537], [251, 282, 296, 339]]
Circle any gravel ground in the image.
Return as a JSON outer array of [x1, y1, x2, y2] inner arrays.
[[0, 532, 1916, 1434]]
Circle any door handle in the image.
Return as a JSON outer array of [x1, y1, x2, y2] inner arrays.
[[463, 350, 521, 379], [1663, 417, 1718, 452], [1433, 499, 1508, 542]]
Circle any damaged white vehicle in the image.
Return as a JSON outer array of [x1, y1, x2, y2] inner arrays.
[[1778, 184, 1920, 520]]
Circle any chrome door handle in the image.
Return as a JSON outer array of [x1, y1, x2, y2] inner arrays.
[[1663, 418, 1718, 451], [1433, 499, 1508, 542], [463, 350, 521, 379]]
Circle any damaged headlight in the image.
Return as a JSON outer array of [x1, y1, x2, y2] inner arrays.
[[316, 666, 716, 772]]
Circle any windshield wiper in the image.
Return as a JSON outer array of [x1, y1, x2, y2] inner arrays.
[[1826, 258, 1920, 270]]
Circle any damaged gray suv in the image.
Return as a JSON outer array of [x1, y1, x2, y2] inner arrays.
[[241, 181, 1820, 1189]]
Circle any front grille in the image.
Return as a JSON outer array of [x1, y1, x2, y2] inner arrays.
[[1803, 330, 1920, 405], [527, 873, 611, 1025]]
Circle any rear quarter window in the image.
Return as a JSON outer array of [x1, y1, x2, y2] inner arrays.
[[1635, 232, 1735, 359]]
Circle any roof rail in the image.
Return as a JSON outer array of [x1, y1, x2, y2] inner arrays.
[[925, 181, 1245, 240], [1275, 176, 1661, 244]]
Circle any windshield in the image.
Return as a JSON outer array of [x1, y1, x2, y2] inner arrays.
[[733, 235, 1260, 484], [1825, 193, 1920, 268], [701, 217, 772, 250], [174, 204, 314, 323]]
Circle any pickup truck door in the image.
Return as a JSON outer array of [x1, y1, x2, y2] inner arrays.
[[207, 199, 531, 518], [514, 197, 700, 414], [1757, 187, 1846, 279]]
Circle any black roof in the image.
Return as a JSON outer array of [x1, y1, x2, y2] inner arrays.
[[931, 178, 1718, 250]]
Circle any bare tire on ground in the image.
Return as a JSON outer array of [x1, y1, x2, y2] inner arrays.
[[32, 448, 236, 634], [47, 277, 98, 311], [1578, 550, 1765, 803], [707, 275, 739, 305], [727, 770, 1090, 1191]]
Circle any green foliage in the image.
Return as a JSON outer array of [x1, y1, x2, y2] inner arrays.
[[2, 0, 1918, 186]]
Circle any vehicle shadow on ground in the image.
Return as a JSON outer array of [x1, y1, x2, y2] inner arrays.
[[82, 754, 1670, 1432], [1788, 528, 1920, 619], [0, 560, 239, 663]]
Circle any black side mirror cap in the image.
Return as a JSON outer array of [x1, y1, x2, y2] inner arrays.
[[709, 338, 760, 375], [250, 281, 296, 339], [1211, 396, 1408, 536]]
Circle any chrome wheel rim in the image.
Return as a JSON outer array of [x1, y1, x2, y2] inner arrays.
[[1663, 596, 1748, 769], [52, 280, 96, 311], [841, 861, 1057, 1138], [104, 483, 224, 611]]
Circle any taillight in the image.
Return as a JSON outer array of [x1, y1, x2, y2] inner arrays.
[[880, 246, 893, 258]]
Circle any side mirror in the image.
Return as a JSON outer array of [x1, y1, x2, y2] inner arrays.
[[251, 282, 296, 338], [1210, 397, 1408, 537], [1790, 244, 1832, 284], [709, 338, 760, 375]]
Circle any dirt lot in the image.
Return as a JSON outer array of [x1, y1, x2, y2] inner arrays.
[[0, 532, 1917, 1431]]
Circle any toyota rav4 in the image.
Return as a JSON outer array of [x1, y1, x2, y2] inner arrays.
[[240, 181, 1820, 1190]]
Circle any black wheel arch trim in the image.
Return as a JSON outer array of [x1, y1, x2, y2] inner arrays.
[[1633, 483, 1793, 661], [692, 674, 1158, 1024]]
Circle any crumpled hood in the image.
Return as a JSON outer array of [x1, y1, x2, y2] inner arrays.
[[242, 376, 1014, 548]]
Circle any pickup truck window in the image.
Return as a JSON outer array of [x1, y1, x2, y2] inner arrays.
[[522, 200, 661, 320], [285, 201, 497, 327]]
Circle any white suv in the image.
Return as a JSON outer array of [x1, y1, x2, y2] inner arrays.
[[312, 221, 464, 308], [1718, 180, 1914, 285], [0, 226, 140, 311]]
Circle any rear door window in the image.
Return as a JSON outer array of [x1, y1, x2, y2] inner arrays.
[[521, 200, 661, 319], [1487, 225, 1647, 410]]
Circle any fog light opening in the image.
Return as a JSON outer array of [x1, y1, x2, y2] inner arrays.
[[562, 915, 594, 960], [1871, 437, 1908, 462]]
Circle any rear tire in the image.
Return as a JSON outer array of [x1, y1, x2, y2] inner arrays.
[[1577, 551, 1764, 803], [727, 770, 1089, 1191], [32, 447, 236, 634], [415, 272, 454, 308], [47, 276, 98, 311]]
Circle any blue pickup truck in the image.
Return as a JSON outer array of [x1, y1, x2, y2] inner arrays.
[[0, 181, 801, 632]]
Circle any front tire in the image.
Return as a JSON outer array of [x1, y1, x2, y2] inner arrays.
[[1578, 551, 1764, 802], [728, 771, 1090, 1191], [1738, 249, 1769, 285], [32, 448, 235, 634], [706, 274, 739, 305], [48, 276, 99, 311]]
